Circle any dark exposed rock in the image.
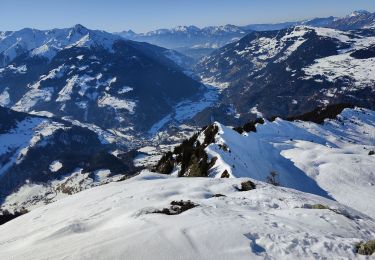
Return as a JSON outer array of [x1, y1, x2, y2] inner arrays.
[[237, 180, 256, 191], [153, 200, 197, 215], [153, 124, 219, 177], [221, 170, 230, 178], [212, 194, 226, 198]]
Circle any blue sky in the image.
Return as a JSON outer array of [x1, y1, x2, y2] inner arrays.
[[1, 0, 375, 32]]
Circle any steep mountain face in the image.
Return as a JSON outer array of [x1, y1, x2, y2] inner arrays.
[[0, 25, 204, 136], [195, 26, 375, 125], [155, 107, 375, 218], [117, 25, 248, 59], [0, 106, 137, 208]]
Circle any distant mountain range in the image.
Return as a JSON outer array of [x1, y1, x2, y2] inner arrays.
[[117, 10, 375, 59], [117, 25, 248, 60]]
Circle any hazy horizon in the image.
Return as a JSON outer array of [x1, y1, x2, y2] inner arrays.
[[1, 0, 375, 33]]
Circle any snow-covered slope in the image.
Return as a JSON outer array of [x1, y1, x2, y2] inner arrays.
[[0, 106, 136, 212], [156, 107, 375, 218], [195, 26, 375, 125], [0, 171, 374, 259]]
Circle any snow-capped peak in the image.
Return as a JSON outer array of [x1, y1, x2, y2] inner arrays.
[[172, 25, 200, 33], [202, 24, 245, 34], [0, 25, 121, 65], [66, 24, 90, 39], [135, 24, 245, 37], [349, 10, 371, 17], [72, 23, 88, 32]]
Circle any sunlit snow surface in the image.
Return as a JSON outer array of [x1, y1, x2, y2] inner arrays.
[[205, 108, 375, 218], [0, 171, 374, 259]]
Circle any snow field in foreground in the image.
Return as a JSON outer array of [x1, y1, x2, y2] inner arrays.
[[0, 172, 374, 260]]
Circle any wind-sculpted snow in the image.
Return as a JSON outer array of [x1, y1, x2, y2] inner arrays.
[[200, 108, 375, 218], [0, 171, 374, 259]]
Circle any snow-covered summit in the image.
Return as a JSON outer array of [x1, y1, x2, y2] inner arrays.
[[0, 24, 121, 65]]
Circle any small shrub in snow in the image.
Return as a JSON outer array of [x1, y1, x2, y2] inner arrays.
[[237, 180, 256, 191], [153, 151, 175, 175], [355, 240, 375, 255], [311, 204, 329, 210], [266, 171, 280, 186], [221, 170, 230, 178], [183, 152, 209, 177], [208, 156, 218, 169], [154, 125, 220, 177], [218, 143, 230, 152], [203, 124, 219, 146], [212, 194, 226, 198]]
